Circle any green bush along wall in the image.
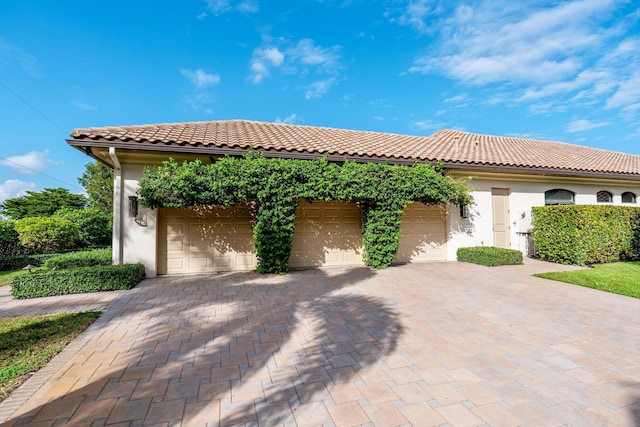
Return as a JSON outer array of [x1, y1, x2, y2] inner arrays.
[[139, 154, 472, 273], [532, 205, 640, 265]]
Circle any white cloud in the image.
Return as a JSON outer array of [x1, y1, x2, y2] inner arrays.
[[249, 38, 341, 98], [289, 39, 339, 69], [71, 100, 97, 110], [250, 47, 285, 84], [444, 94, 467, 103], [566, 119, 611, 133], [412, 0, 616, 85], [180, 68, 221, 87], [520, 70, 609, 101], [606, 70, 640, 112], [275, 114, 298, 124], [398, 0, 438, 33], [0, 179, 36, 203], [237, 1, 259, 13], [305, 78, 337, 99], [401, 0, 640, 119], [412, 119, 445, 132], [179, 69, 220, 113], [206, 0, 258, 14], [0, 151, 57, 175]]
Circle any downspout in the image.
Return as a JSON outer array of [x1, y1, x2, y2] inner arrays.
[[109, 147, 123, 264]]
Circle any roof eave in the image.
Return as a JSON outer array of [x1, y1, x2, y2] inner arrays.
[[67, 137, 640, 181], [442, 162, 640, 181]]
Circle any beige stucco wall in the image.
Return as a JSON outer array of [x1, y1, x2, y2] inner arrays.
[[114, 163, 158, 277], [447, 172, 640, 260], [110, 156, 640, 273]]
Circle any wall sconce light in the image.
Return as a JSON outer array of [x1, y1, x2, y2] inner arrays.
[[459, 204, 469, 219], [128, 196, 139, 218]]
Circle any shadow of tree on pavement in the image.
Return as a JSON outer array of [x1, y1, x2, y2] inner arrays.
[[3, 266, 404, 426]]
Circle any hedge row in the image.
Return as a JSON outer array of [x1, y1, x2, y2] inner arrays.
[[457, 246, 523, 266], [532, 205, 640, 265], [44, 249, 112, 270], [11, 263, 145, 299]]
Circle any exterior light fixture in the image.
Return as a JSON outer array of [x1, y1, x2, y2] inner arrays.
[[459, 204, 469, 219], [128, 196, 139, 218]]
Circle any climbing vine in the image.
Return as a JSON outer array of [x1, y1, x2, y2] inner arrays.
[[139, 153, 471, 273]]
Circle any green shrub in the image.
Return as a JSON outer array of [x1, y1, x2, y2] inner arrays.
[[10, 263, 145, 299], [0, 254, 55, 271], [457, 246, 523, 266], [0, 220, 25, 257], [55, 208, 111, 247], [14, 217, 79, 254], [44, 249, 112, 270], [532, 205, 640, 265], [140, 154, 472, 273]]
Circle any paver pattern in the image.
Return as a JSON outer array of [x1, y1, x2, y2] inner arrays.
[[0, 259, 638, 426]]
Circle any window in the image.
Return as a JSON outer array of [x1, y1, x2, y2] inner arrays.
[[545, 189, 575, 205], [596, 190, 613, 203], [622, 192, 636, 203]]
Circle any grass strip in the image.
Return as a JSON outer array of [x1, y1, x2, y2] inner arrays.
[[0, 270, 25, 287], [534, 262, 640, 299], [0, 311, 101, 401]]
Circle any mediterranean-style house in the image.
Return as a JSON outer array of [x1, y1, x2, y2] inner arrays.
[[67, 120, 640, 277]]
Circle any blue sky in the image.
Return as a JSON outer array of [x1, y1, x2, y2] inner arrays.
[[1, 0, 639, 203]]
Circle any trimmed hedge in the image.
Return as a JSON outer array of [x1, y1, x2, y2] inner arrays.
[[457, 246, 523, 266], [44, 249, 112, 270], [532, 205, 640, 265], [10, 263, 145, 299], [0, 254, 56, 271]]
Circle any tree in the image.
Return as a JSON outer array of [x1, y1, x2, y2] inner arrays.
[[55, 207, 111, 247], [14, 216, 79, 253], [0, 188, 86, 219], [78, 161, 114, 217]]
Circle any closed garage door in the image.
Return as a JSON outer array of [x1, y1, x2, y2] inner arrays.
[[157, 206, 256, 275], [289, 200, 364, 268], [396, 203, 447, 263]]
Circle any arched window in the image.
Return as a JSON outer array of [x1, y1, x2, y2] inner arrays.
[[545, 189, 575, 205], [597, 190, 613, 203], [622, 192, 636, 203]]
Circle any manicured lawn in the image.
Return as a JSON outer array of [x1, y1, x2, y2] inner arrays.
[[0, 270, 25, 287], [0, 311, 101, 401], [535, 261, 640, 298]]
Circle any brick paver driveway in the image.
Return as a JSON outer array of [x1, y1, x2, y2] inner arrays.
[[1, 259, 639, 426]]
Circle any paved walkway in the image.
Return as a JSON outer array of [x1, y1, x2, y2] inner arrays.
[[0, 259, 638, 426], [0, 286, 125, 318]]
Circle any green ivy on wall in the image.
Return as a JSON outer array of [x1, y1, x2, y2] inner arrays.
[[139, 153, 472, 273]]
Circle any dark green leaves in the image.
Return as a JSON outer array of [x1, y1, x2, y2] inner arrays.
[[139, 153, 472, 273]]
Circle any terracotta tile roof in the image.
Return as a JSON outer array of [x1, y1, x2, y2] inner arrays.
[[69, 120, 640, 177]]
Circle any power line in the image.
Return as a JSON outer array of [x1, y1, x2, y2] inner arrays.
[[0, 80, 68, 136], [0, 80, 84, 192], [0, 157, 84, 191]]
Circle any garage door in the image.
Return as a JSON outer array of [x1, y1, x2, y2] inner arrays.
[[157, 206, 256, 275], [289, 200, 364, 268], [396, 203, 447, 263]]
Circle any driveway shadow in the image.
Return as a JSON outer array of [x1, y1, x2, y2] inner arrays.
[[3, 266, 403, 426]]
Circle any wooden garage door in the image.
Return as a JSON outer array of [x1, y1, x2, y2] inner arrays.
[[289, 200, 364, 268], [396, 203, 447, 263], [157, 206, 256, 275]]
